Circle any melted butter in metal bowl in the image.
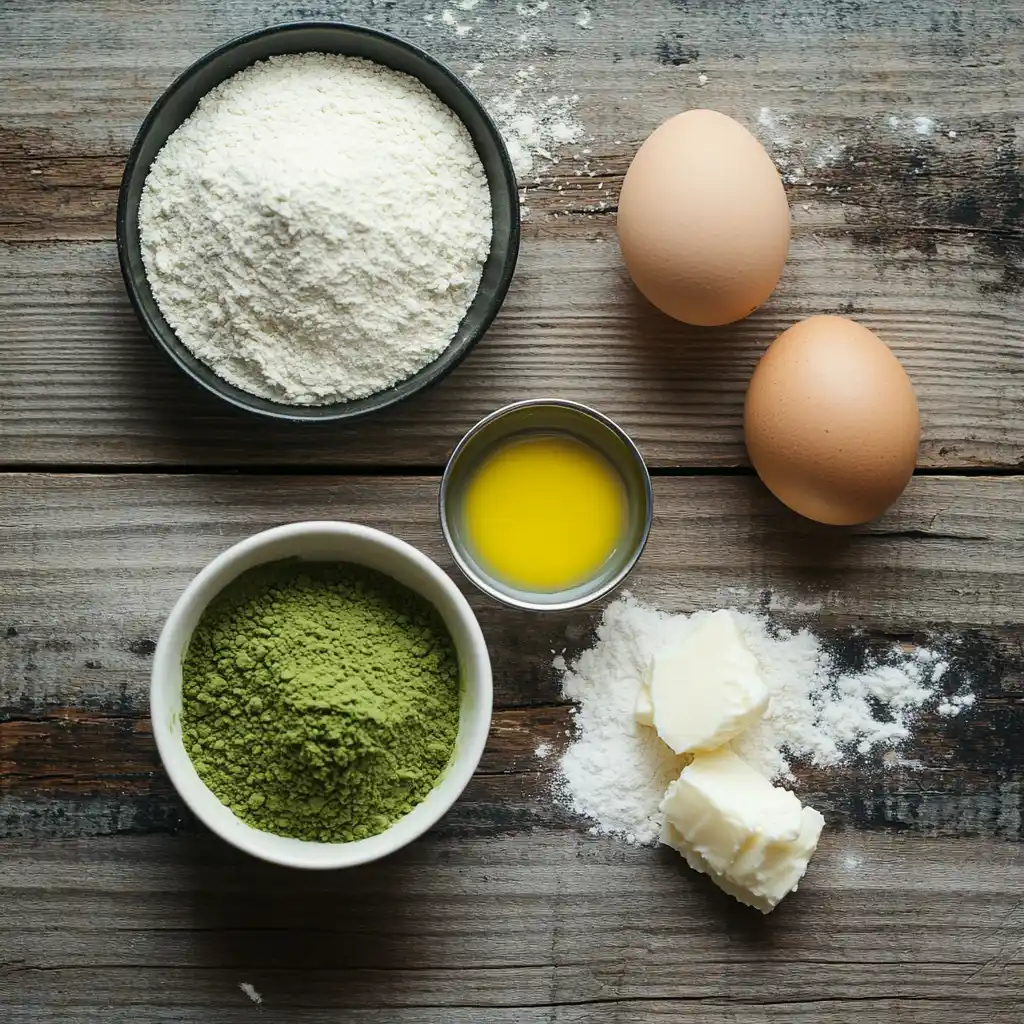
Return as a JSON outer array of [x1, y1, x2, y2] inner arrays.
[[440, 400, 653, 612]]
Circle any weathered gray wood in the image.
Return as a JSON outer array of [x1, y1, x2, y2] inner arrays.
[[0, 832, 1022, 1022], [2, 2, 1024, 1020], [1, 0, 1023, 468], [0, 472, 1021, 846], [2, 472, 1020, 708], [5, 1011, 1000, 1024], [2, 241, 1021, 470]]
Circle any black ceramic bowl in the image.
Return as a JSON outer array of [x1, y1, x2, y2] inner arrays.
[[117, 22, 520, 423]]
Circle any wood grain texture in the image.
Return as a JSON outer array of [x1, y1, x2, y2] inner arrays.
[[1, 472, 1021, 846], [1, 0, 1023, 469], [3, 2, 1024, 1021], [3, 241, 1022, 470], [1, 832, 1023, 1022]]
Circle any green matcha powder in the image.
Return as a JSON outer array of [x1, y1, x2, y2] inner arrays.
[[181, 561, 461, 843]]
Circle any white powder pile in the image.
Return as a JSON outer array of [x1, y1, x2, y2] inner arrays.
[[140, 54, 491, 406], [556, 597, 974, 845], [559, 600, 686, 845]]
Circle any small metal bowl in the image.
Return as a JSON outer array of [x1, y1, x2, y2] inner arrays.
[[116, 21, 520, 423], [440, 400, 654, 611]]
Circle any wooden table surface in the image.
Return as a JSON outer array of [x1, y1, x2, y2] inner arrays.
[[2, 1, 1023, 1021]]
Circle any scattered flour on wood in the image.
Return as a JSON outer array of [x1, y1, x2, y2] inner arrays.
[[888, 113, 941, 137], [441, 9, 473, 36], [239, 982, 262, 1005], [754, 108, 950, 188], [429, 0, 589, 179], [754, 107, 850, 185], [487, 72, 584, 177], [554, 596, 975, 845], [886, 114, 941, 136]]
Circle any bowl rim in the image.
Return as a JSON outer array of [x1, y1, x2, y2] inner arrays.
[[438, 398, 655, 612], [151, 521, 493, 868], [116, 20, 520, 424]]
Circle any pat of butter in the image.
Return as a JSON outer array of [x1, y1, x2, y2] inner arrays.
[[660, 748, 824, 913], [727, 805, 825, 908], [634, 609, 769, 754], [661, 747, 803, 874]]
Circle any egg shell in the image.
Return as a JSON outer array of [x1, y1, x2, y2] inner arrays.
[[744, 315, 920, 526], [617, 109, 790, 327]]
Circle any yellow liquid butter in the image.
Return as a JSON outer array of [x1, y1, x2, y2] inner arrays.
[[462, 433, 628, 593]]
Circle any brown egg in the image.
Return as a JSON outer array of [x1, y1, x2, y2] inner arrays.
[[617, 109, 790, 327], [744, 316, 920, 525]]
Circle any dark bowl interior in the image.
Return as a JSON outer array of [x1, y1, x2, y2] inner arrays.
[[117, 21, 520, 423]]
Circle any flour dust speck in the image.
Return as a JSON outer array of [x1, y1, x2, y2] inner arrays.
[[239, 982, 262, 1005]]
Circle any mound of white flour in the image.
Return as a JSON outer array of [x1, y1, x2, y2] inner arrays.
[[139, 53, 492, 405], [556, 597, 975, 845]]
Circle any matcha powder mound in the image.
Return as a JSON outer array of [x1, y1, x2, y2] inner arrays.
[[181, 561, 462, 843]]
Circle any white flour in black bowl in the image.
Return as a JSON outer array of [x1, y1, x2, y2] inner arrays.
[[139, 52, 492, 406]]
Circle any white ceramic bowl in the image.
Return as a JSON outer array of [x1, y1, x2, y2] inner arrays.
[[151, 521, 492, 869]]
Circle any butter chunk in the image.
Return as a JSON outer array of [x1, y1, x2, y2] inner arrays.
[[728, 806, 825, 910], [660, 748, 825, 914], [661, 748, 803, 874], [634, 610, 768, 754], [661, 819, 779, 912]]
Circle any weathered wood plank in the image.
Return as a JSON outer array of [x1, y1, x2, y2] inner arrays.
[[0, 472, 1021, 842], [1, 0, 1022, 469], [4, 0, 1024, 158], [2, 472, 1020, 705], [0, 832, 1022, 1022], [2, 241, 1021, 470], [1, 1009, 1014, 1024], [3, 710, 1023, 842]]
